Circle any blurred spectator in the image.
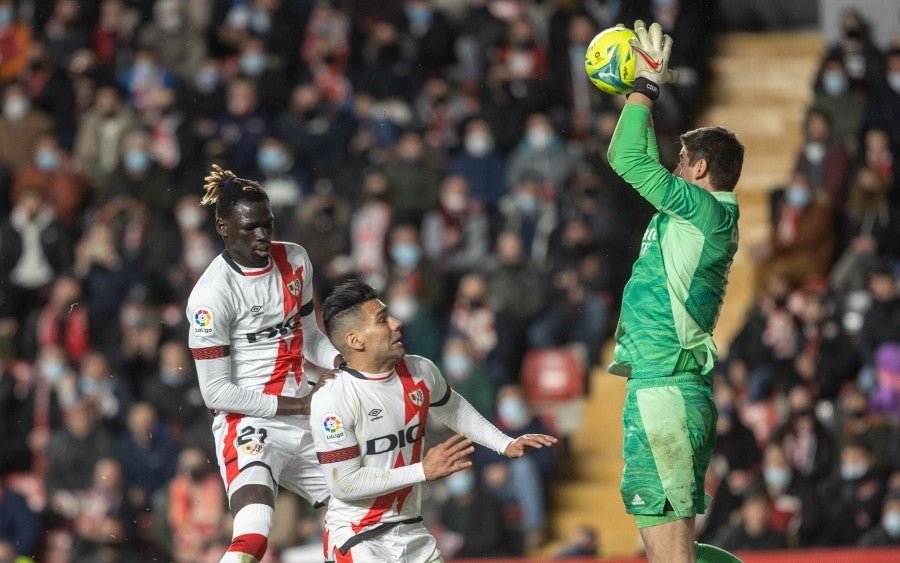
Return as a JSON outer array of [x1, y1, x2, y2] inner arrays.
[[440, 336, 495, 417], [489, 16, 548, 111], [12, 133, 89, 229], [831, 166, 899, 296], [795, 289, 860, 400], [773, 385, 836, 488], [858, 261, 900, 368], [77, 351, 131, 431], [138, 0, 205, 79], [507, 112, 576, 194], [72, 457, 136, 561], [422, 174, 490, 280], [118, 47, 176, 113], [820, 440, 887, 546], [792, 108, 852, 210], [0, 477, 40, 558], [213, 78, 268, 178], [837, 387, 893, 471], [117, 297, 163, 394], [554, 524, 600, 558], [348, 170, 392, 291], [384, 130, 442, 224], [74, 84, 140, 190], [859, 488, 900, 547], [114, 402, 178, 512], [760, 442, 823, 546], [864, 48, 900, 157], [0, 0, 32, 83], [282, 190, 351, 280], [165, 194, 219, 300], [449, 272, 498, 369], [870, 343, 900, 421], [810, 52, 866, 153], [35, 276, 89, 364], [475, 385, 556, 552], [255, 136, 304, 221], [712, 485, 789, 551], [140, 341, 208, 447], [435, 468, 508, 558], [449, 118, 508, 209], [167, 447, 225, 562], [860, 128, 896, 193], [386, 280, 442, 362], [414, 77, 468, 152], [0, 362, 37, 475], [45, 400, 111, 520], [498, 172, 558, 265], [92, 0, 139, 70], [21, 40, 78, 149], [41, 0, 89, 68], [235, 35, 290, 115], [104, 129, 173, 220], [0, 83, 54, 173], [752, 174, 835, 292], [831, 9, 883, 89], [387, 222, 445, 313], [728, 274, 800, 400]]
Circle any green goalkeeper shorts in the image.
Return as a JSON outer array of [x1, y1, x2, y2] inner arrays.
[[620, 373, 717, 522]]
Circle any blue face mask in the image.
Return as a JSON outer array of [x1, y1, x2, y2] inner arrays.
[[785, 186, 811, 207], [763, 467, 791, 488], [124, 150, 151, 173], [443, 354, 472, 377], [42, 360, 66, 384], [407, 6, 433, 26], [195, 68, 220, 94], [35, 149, 59, 172], [258, 147, 287, 173], [0, 7, 13, 27], [498, 398, 529, 429], [240, 52, 266, 76], [885, 511, 900, 538], [515, 193, 539, 214], [446, 471, 474, 497], [822, 71, 848, 96], [391, 243, 421, 267]]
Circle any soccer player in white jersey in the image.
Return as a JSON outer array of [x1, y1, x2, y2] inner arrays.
[[186, 165, 343, 563], [311, 279, 557, 562]]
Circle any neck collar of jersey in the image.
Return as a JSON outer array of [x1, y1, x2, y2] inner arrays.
[[711, 190, 738, 205], [221, 250, 273, 276], [341, 364, 395, 381]]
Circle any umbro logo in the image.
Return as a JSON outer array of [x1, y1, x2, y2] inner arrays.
[[631, 494, 645, 506], [250, 306, 263, 316], [368, 409, 383, 421]]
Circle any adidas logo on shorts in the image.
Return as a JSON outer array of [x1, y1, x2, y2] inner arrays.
[[631, 494, 645, 506]]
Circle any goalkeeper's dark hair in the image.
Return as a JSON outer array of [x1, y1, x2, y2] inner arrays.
[[323, 278, 379, 341], [680, 127, 745, 192], [201, 164, 268, 218]]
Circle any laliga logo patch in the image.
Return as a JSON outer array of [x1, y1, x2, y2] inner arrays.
[[193, 307, 214, 335], [287, 278, 301, 297], [408, 389, 424, 407], [242, 442, 265, 456], [322, 413, 345, 441]]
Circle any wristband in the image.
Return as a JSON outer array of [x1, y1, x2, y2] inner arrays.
[[629, 77, 660, 100]]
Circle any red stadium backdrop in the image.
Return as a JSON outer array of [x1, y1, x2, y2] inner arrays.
[[456, 547, 900, 563]]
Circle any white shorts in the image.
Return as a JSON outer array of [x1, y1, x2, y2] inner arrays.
[[326, 520, 443, 563], [211, 413, 329, 506]]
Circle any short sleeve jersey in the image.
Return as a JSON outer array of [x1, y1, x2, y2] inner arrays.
[[608, 104, 740, 379], [186, 241, 315, 397], [310, 355, 451, 534]]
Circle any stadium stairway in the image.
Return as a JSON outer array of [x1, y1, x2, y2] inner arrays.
[[539, 32, 823, 559]]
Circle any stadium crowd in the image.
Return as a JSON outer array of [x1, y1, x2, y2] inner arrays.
[[0, 0, 894, 561]]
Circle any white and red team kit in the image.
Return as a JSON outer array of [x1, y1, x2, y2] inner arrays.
[[186, 241, 340, 506], [311, 355, 514, 563]]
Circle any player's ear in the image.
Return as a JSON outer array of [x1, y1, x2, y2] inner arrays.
[[345, 330, 365, 353], [215, 216, 228, 238], [693, 158, 709, 180]]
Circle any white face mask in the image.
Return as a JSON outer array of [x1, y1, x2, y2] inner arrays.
[[441, 192, 467, 213], [177, 208, 204, 230], [389, 297, 418, 323], [885, 511, 900, 538], [888, 72, 900, 94], [465, 133, 492, 157], [804, 141, 827, 164], [4, 96, 29, 120], [526, 127, 552, 150]]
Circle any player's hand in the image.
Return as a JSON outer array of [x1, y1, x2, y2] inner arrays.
[[504, 433, 557, 459], [422, 433, 474, 481], [629, 20, 677, 99], [311, 369, 338, 393]]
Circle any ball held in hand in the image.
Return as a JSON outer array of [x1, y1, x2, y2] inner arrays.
[[584, 26, 637, 96]]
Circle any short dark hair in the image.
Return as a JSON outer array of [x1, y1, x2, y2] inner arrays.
[[680, 126, 745, 192], [323, 279, 379, 339], [201, 164, 268, 219]]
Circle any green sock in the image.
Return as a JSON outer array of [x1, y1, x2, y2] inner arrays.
[[695, 542, 743, 563]]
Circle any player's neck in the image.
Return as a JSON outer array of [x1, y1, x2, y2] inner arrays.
[[344, 357, 397, 377]]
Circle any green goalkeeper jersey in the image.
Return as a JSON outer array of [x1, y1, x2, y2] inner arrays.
[[607, 104, 739, 381]]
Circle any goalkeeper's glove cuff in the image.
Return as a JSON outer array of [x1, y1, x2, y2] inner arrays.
[[630, 77, 660, 100]]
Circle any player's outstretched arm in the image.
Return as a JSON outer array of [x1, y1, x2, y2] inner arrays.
[[504, 434, 557, 459], [422, 434, 475, 480]]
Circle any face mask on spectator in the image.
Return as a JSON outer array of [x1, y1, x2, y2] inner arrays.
[[441, 192, 467, 213], [465, 132, 492, 157], [526, 126, 552, 150], [240, 52, 267, 76], [124, 150, 151, 174], [160, 369, 184, 387], [443, 354, 472, 378], [79, 377, 105, 395], [132, 61, 154, 81], [186, 248, 213, 271], [888, 72, 900, 94], [822, 71, 848, 96], [42, 360, 66, 384], [390, 243, 421, 268], [195, 68, 219, 94], [885, 511, 900, 538], [840, 461, 869, 481], [35, 148, 59, 171], [844, 53, 866, 79], [177, 208, 204, 230], [389, 297, 418, 323], [258, 147, 288, 173], [763, 467, 791, 488], [515, 192, 539, 214], [4, 96, 29, 120], [498, 397, 529, 429], [446, 471, 474, 497], [406, 6, 433, 26], [0, 6, 13, 27], [803, 141, 826, 164], [785, 186, 811, 208]]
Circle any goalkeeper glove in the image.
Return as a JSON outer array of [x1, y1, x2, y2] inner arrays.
[[629, 19, 678, 100]]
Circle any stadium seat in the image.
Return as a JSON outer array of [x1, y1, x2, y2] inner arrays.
[[520, 347, 585, 404]]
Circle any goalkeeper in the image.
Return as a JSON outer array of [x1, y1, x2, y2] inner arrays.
[[606, 20, 744, 563]]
